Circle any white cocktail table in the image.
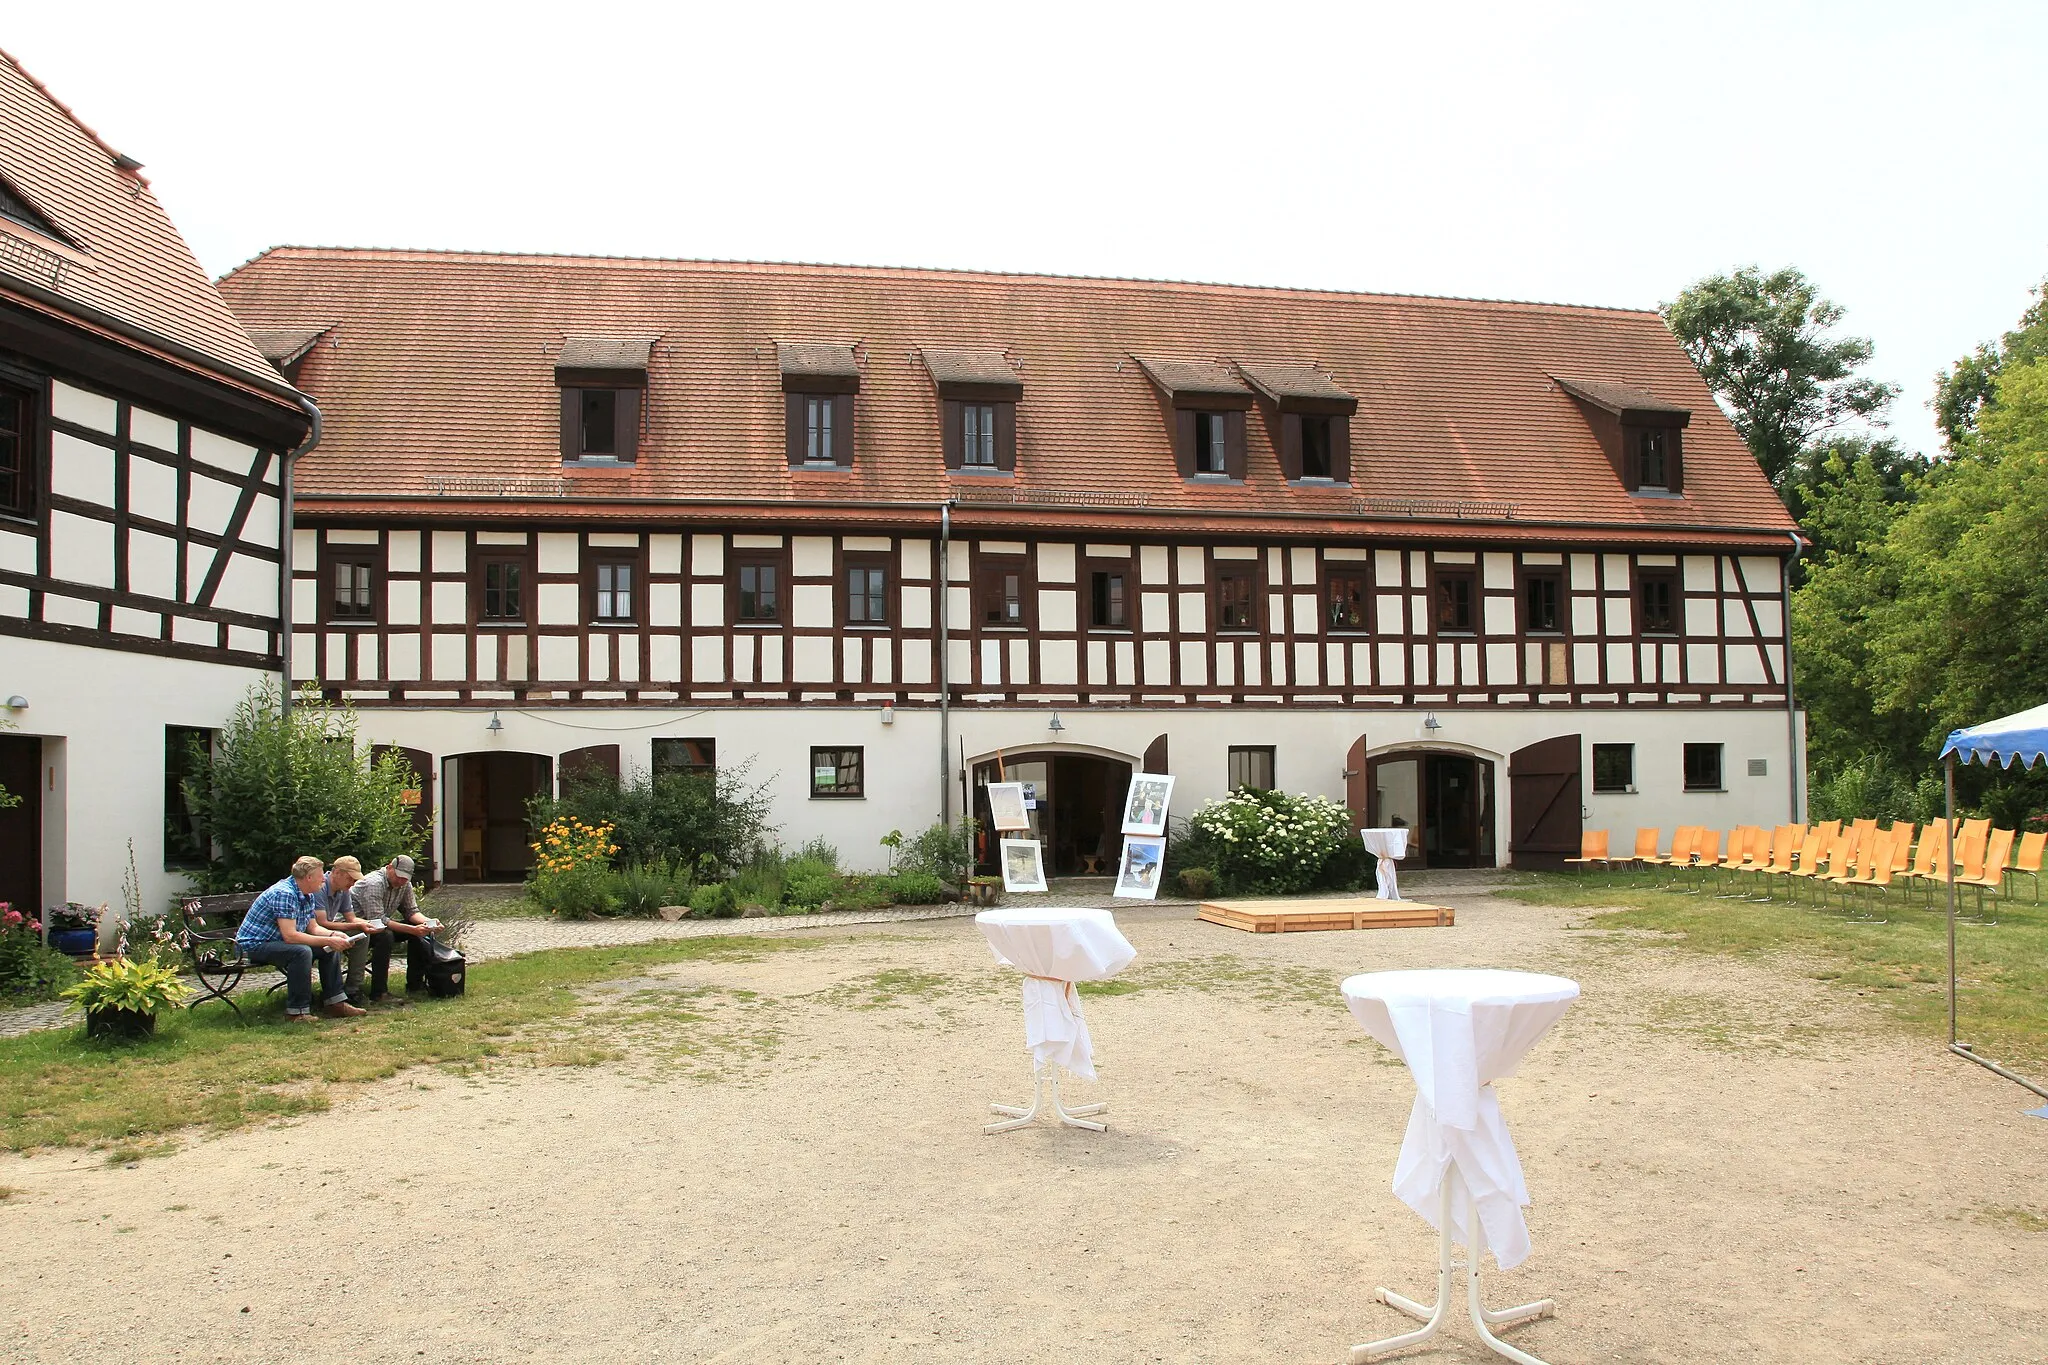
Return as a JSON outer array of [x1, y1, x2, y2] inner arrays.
[[1359, 828, 1409, 899], [1342, 968, 1580, 1365], [976, 906, 1136, 1134]]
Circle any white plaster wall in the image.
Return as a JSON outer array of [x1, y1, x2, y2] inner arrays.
[[339, 701, 1801, 875], [0, 633, 277, 918]]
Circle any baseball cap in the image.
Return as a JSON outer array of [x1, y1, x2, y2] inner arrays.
[[390, 854, 416, 881]]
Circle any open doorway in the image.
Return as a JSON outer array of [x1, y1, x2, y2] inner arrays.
[[443, 751, 550, 882], [0, 734, 41, 916], [1370, 750, 1496, 869], [970, 749, 1133, 877]]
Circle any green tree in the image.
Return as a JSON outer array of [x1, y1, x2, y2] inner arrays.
[[182, 682, 423, 892], [1930, 277, 2048, 451], [1783, 435, 1930, 565], [1662, 266, 1898, 489]]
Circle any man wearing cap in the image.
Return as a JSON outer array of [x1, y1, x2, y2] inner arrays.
[[235, 855, 366, 1023], [348, 854, 439, 994], [311, 856, 398, 1008]]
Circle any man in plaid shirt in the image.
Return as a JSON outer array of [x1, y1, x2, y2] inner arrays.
[[235, 856, 367, 1023]]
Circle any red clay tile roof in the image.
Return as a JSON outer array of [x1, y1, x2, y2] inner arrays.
[[1134, 357, 1250, 400], [247, 323, 334, 368], [0, 49, 297, 398], [777, 340, 861, 387], [1237, 361, 1357, 412], [557, 334, 655, 372], [215, 247, 1797, 538], [1551, 375, 1691, 421], [920, 347, 1022, 393]]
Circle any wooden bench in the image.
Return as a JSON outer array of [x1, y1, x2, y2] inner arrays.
[[180, 893, 282, 1016]]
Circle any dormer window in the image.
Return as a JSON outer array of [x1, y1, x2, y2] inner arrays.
[[1194, 412, 1228, 474], [579, 390, 618, 456], [962, 403, 997, 467], [556, 335, 652, 465], [1553, 377, 1690, 496], [779, 341, 859, 469], [1637, 429, 1671, 490], [0, 174, 71, 246], [1134, 357, 1250, 481], [924, 348, 1020, 474], [1237, 362, 1357, 485]]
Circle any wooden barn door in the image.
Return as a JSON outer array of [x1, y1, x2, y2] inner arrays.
[[1509, 735, 1582, 870], [0, 735, 41, 918], [372, 745, 437, 885], [1344, 734, 1370, 831]]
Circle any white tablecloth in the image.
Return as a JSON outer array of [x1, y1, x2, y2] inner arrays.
[[977, 907, 1136, 1081], [1359, 827, 1410, 900], [1342, 969, 1579, 1269]]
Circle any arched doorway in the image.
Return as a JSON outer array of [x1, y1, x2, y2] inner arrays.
[[443, 751, 552, 882], [969, 746, 1134, 878], [1369, 748, 1498, 869]]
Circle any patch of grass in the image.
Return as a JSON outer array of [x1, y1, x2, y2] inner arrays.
[[0, 935, 802, 1153], [0, 1185, 18, 1200], [1077, 954, 1340, 1007], [1498, 871, 2048, 1067], [1976, 1204, 2048, 1234], [810, 969, 959, 1010]]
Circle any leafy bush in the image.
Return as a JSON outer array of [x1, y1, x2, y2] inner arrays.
[[529, 817, 622, 918], [885, 871, 948, 905], [1808, 754, 1945, 825], [533, 761, 774, 878], [1176, 866, 1217, 899], [180, 683, 422, 893], [62, 957, 192, 1017], [0, 908, 77, 1002], [615, 859, 691, 918], [781, 857, 842, 911], [831, 876, 895, 911], [689, 882, 740, 919], [885, 818, 980, 882], [726, 849, 786, 911], [1174, 790, 1362, 896]]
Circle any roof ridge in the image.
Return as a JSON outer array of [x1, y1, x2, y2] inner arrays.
[[226, 244, 1664, 317]]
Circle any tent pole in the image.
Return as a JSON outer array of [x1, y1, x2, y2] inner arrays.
[[1944, 753, 1957, 1046]]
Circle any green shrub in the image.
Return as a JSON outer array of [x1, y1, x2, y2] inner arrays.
[[832, 876, 895, 911], [725, 849, 785, 910], [62, 956, 192, 1018], [531, 760, 775, 877], [180, 683, 423, 893], [1176, 866, 1217, 899], [615, 859, 691, 918], [532, 864, 622, 919], [885, 870, 948, 905], [886, 818, 979, 882], [1175, 789, 1362, 896], [0, 916, 78, 1002], [689, 882, 739, 919], [781, 857, 842, 911]]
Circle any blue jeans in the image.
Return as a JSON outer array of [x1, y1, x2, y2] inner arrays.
[[244, 939, 346, 1015]]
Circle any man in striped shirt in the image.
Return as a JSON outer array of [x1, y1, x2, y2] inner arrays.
[[235, 856, 367, 1023]]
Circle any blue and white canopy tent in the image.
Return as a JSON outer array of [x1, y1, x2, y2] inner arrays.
[[1938, 702, 2048, 1106]]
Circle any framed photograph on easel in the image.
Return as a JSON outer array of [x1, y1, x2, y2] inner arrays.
[[1000, 839, 1047, 894], [985, 782, 1030, 832], [1121, 773, 1175, 836], [1115, 835, 1166, 900]]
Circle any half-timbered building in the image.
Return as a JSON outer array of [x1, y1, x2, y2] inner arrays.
[[0, 52, 312, 918], [216, 246, 1803, 879]]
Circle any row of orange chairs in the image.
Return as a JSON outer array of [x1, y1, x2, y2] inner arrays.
[[1564, 820, 2044, 917]]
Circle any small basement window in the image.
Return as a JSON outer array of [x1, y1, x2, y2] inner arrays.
[[1684, 743, 1724, 792], [811, 746, 864, 798], [1592, 743, 1633, 793]]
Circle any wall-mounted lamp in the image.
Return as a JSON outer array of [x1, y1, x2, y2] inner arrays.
[[4, 695, 25, 710], [1048, 712, 1066, 733], [486, 711, 504, 734], [880, 702, 896, 726], [1422, 712, 1443, 733]]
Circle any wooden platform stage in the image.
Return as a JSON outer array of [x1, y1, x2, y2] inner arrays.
[[1196, 896, 1455, 934]]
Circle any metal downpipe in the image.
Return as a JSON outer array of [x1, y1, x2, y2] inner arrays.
[[1783, 530, 1803, 823]]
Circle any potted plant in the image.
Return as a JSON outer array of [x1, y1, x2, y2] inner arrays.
[[965, 875, 1002, 908], [62, 957, 192, 1040], [47, 902, 102, 956]]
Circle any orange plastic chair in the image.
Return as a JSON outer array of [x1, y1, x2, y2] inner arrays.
[[1564, 830, 1610, 872], [1625, 827, 1661, 873], [1956, 828, 2017, 918], [1785, 827, 1828, 900], [2013, 830, 2046, 902], [1644, 826, 1696, 870], [1683, 829, 1723, 892]]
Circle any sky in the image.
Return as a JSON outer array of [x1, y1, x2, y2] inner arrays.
[[9, 1, 2045, 461]]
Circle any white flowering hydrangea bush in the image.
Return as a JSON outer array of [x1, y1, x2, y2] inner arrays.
[[1178, 788, 1364, 895]]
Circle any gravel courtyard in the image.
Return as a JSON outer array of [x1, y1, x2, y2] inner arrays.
[[3, 886, 2044, 1364]]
